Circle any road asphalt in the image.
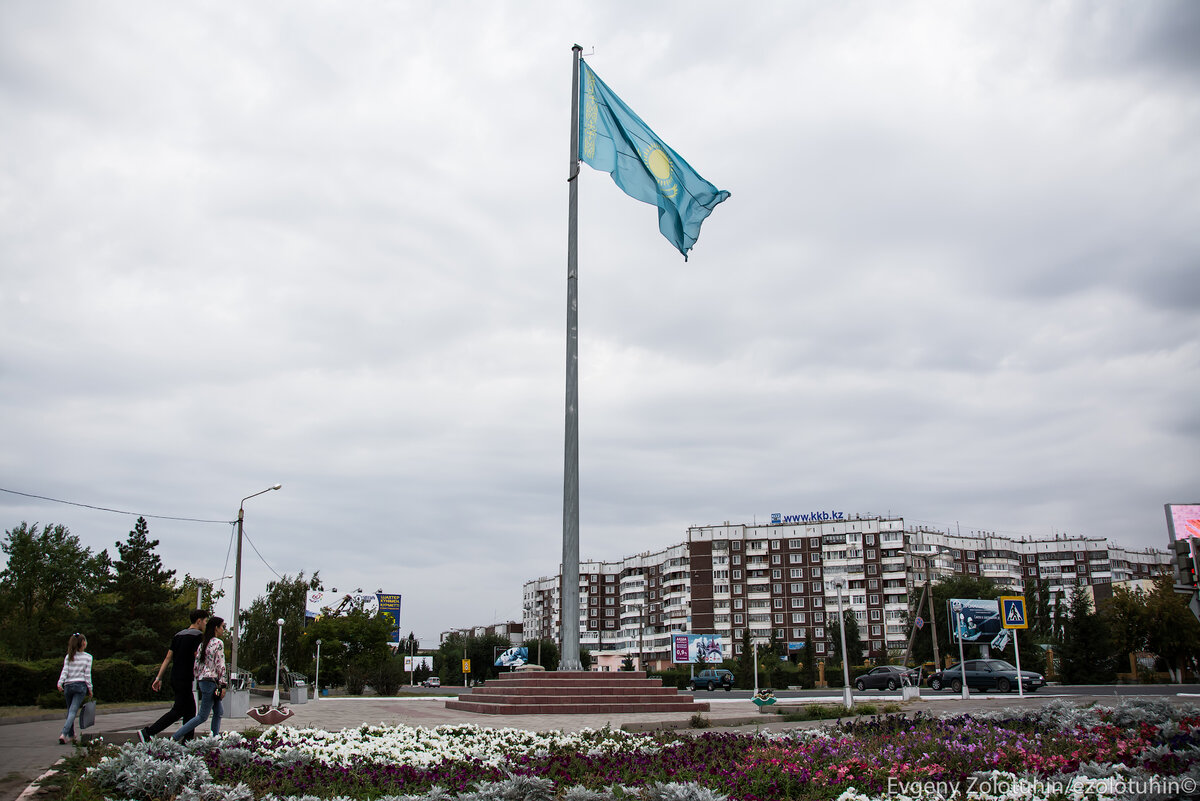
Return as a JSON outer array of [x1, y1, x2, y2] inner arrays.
[[5, 689, 1197, 801]]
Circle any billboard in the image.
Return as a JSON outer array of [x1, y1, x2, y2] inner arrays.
[[1166, 504, 1200, 542], [378, 593, 402, 644], [404, 655, 433, 672], [495, 646, 528, 667], [671, 633, 725, 664], [948, 598, 1002, 644]]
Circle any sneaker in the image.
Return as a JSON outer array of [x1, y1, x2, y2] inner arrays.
[[58, 736, 69, 745], [137, 729, 148, 743]]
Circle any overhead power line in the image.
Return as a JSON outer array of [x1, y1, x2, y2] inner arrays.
[[0, 486, 234, 524]]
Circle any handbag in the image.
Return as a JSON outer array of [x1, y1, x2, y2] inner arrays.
[[79, 700, 96, 729]]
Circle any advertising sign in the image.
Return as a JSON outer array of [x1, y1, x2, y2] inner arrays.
[[404, 655, 433, 672], [495, 647, 528, 667], [948, 598, 1002, 644], [671, 633, 725, 664], [377, 593, 402, 643], [1166, 504, 1200, 542]]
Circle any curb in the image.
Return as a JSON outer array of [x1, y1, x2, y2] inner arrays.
[[15, 760, 63, 801]]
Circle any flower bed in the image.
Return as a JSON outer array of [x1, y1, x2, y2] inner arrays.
[[83, 700, 1200, 801]]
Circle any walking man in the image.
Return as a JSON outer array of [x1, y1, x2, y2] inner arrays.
[[138, 608, 209, 741]]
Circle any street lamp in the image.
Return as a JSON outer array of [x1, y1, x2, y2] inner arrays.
[[230, 484, 282, 682], [955, 611, 970, 700], [194, 575, 233, 610], [315, 639, 322, 701], [272, 617, 286, 707], [834, 579, 853, 711]]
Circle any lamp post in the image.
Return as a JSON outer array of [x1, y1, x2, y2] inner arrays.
[[230, 484, 282, 682], [956, 612, 970, 700], [194, 575, 233, 611], [315, 639, 322, 701], [272, 617, 286, 707], [834, 579, 853, 710]]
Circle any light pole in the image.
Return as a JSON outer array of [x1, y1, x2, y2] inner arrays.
[[834, 579, 853, 710], [194, 575, 232, 611], [315, 639, 322, 701], [955, 611, 970, 700], [272, 617, 286, 707], [230, 484, 282, 682]]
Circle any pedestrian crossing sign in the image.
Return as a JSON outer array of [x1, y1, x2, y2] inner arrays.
[[1000, 596, 1028, 629]]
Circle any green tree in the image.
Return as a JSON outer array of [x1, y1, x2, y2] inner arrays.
[[299, 607, 394, 691], [240, 572, 321, 677], [907, 575, 1002, 667], [1101, 585, 1149, 676], [1144, 576, 1200, 682], [1057, 586, 1116, 684], [829, 609, 863, 668], [0, 522, 110, 659], [620, 653, 635, 671], [524, 638, 559, 670], [1027, 578, 1054, 640], [101, 517, 182, 663]]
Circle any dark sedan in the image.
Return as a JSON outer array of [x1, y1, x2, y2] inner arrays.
[[854, 664, 922, 691], [928, 659, 1044, 693]]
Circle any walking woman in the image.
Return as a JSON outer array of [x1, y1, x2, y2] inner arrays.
[[56, 633, 93, 744], [173, 616, 227, 740]]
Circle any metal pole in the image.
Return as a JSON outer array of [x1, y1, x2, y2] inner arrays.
[[315, 639, 322, 700], [900, 582, 928, 684], [1013, 628, 1024, 698], [753, 640, 759, 695], [560, 43, 583, 671], [956, 612, 969, 699], [231, 484, 281, 682], [928, 571, 941, 670], [232, 511, 244, 679], [272, 618, 284, 707], [836, 581, 853, 710]]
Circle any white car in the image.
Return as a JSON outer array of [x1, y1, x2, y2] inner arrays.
[[421, 676, 441, 688]]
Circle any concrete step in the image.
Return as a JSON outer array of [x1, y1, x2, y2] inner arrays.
[[445, 698, 709, 715]]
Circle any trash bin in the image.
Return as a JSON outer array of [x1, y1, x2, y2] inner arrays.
[[227, 671, 253, 718], [290, 682, 308, 704]]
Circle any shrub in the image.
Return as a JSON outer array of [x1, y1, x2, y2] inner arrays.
[[0, 659, 61, 706]]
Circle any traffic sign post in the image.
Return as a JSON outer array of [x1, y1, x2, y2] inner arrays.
[[1000, 597, 1028, 697]]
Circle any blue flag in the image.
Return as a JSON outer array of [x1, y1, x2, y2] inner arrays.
[[578, 60, 730, 259]]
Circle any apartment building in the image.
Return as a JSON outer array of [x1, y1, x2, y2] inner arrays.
[[522, 514, 1170, 665]]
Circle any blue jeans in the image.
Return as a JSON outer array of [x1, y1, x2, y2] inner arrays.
[[173, 680, 223, 740], [61, 682, 89, 738]]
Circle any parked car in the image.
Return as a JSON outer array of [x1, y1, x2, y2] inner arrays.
[[689, 669, 735, 691], [421, 676, 441, 688], [928, 659, 1044, 693], [854, 664, 922, 691]]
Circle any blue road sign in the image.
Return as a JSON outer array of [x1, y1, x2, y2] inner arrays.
[[1000, 596, 1028, 629]]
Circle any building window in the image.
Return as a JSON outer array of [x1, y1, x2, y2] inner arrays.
[[732, 569, 742, 580], [772, 569, 782, 579], [866, 534, 876, 546], [792, 613, 806, 623], [871, 626, 882, 637], [815, 642, 826, 654], [774, 614, 783, 624], [773, 598, 783, 609], [815, 627, 825, 639], [790, 553, 804, 564], [733, 598, 744, 610], [810, 538, 820, 548], [869, 609, 881, 620], [734, 614, 744, 624]]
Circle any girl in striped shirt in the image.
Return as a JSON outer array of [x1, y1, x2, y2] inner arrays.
[[56, 633, 92, 744]]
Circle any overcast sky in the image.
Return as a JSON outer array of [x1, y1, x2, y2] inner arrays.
[[2, 1, 1198, 645]]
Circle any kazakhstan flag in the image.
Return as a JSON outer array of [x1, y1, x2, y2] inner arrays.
[[578, 60, 730, 259]]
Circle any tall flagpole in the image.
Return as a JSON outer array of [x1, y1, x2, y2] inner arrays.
[[560, 44, 583, 671]]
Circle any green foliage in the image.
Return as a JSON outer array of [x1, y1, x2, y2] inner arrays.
[[620, 653, 635, 671], [828, 608, 863, 668], [906, 574, 1002, 666], [238, 572, 320, 673], [1058, 586, 1117, 684], [0, 658, 60, 705], [299, 607, 394, 691], [734, 629, 754, 688], [434, 631, 513, 685], [0, 658, 159, 705], [522, 638, 559, 671], [1144, 575, 1200, 678], [0, 522, 111, 659]]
